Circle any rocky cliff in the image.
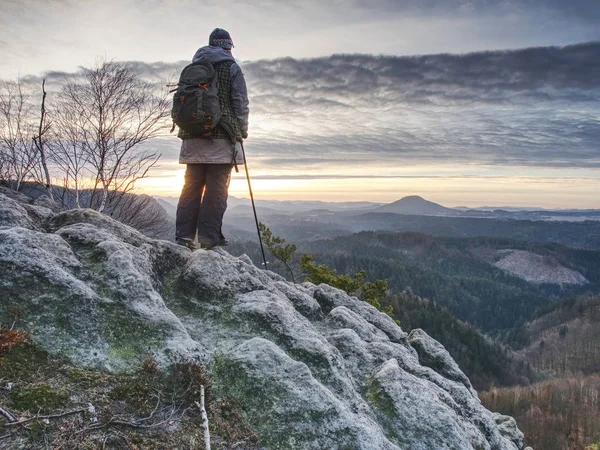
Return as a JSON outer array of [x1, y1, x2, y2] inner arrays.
[[0, 190, 529, 450]]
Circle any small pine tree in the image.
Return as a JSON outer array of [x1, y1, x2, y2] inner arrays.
[[259, 222, 298, 282], [258, 225, 394, 319], [301, 254, 394, 318]]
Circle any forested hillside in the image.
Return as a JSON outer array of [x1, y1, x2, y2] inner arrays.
[[301, 232, 600, 331], [515, 295, 600, 375], [481, 295, 600, 450]]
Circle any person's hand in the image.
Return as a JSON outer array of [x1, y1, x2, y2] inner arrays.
[[241, 129, 248, 139]]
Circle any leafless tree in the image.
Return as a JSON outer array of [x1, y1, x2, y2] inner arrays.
[[32, 79, 54, 200], [57, 59, 170, 212], [49, 83, 94, 208], [0, 79, 39, 190], [104, 193, 173, 238]]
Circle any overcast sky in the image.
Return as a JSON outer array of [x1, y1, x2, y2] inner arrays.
[[1, 0, 599, 207]]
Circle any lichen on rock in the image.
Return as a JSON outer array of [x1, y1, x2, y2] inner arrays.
[[0, 193, 529, 450]]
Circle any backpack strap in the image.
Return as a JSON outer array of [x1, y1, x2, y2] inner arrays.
[[212, 61, 240, 143]]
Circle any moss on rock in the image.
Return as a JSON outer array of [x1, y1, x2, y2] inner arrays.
[[9, 384, 69, 413], [366, 375, 397, 419]]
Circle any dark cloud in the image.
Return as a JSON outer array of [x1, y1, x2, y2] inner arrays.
[[247, 42, 600, 102], [8, 42, 600, 171], [345, 0, 600, 22], [235, 42, 600, 169]]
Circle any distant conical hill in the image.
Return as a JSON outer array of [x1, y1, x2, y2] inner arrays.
[[374, 195, 454, 215]]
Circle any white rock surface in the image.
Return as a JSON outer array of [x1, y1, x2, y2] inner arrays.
[[0, 192, 528, 450]]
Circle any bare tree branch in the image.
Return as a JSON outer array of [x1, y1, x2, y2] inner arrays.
[[0, 79, 40, 190], [0, 405, 17, 423], [4, 407, 87, 427]]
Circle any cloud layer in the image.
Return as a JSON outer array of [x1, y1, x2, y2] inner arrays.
[[239, 43, 600, 170], [2, 0, 600, 78], [8, 41, 600, 206], [20, 42, 600, 175]]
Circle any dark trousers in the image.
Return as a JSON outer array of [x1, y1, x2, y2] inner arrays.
[[176, 164, 232, 245]]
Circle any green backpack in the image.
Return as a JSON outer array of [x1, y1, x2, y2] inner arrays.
[[171, 61, 221, 136]]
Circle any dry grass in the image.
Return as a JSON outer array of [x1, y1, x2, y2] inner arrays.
[[0, 327, 28, 358]]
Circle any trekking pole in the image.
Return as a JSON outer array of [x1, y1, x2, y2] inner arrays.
[[240, 141, 268, 271]]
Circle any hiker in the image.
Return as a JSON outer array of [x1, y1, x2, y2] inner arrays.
[[175, 28, 249, 250]]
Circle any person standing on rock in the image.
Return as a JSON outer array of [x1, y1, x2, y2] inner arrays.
[[175, 28, 249, 250]]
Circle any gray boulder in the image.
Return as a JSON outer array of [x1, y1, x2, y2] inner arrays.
[[409, 328, 477, 396], [0, 192, 528, 450], [0, 186, 30, 203], [0, 193, 35, 229], [33, 193, 63, 213], [494, 414, 526, 449]]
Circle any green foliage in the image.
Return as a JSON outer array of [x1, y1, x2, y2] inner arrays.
[[259, 222, 298, 282], [301, 254, 393, 318], [301, 253, 360, 291]]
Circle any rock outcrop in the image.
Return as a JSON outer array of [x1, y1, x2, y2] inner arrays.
[[0, 192, 528, 450]]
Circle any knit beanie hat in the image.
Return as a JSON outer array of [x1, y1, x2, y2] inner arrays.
[[209, 28, 234, 50]]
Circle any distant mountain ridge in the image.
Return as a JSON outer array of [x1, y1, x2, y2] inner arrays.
[[155, 194, 600, 221], [155, 195, 382, 213]]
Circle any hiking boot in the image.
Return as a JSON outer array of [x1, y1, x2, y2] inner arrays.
[[175, 237, 197, 250], [219, 236, 229, 247], [200, 242, 215, 250]]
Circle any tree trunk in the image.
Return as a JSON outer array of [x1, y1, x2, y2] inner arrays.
[[97, 185, 108, 213], [34, 79, 53, 201]]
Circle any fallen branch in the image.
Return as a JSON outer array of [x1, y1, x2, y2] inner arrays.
[[79, 403, 184, 433], [0, 406, 17, 423], [5, 407, 87, 427], [135, 394, 161, 423]]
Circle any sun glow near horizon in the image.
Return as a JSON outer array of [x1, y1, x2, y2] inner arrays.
[[135, 164, 600, 209]]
